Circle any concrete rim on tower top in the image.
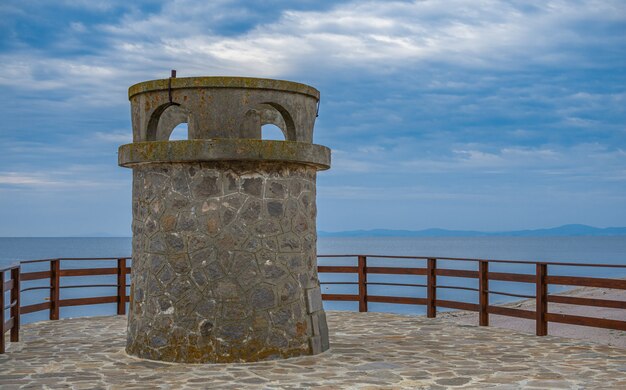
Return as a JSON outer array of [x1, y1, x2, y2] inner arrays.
[[128, 76, 321, 100], [118, 139, 331, 170]]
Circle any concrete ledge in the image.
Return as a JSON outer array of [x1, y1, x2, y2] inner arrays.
[[118, 139, 331, 170], [129, 76, 320, 100]]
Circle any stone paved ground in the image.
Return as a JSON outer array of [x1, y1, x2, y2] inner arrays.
[[440, 286, 626, 348], [1, 311, 626, 389]]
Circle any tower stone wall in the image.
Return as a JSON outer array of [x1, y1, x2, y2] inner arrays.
[[119, 76, 331, 363]]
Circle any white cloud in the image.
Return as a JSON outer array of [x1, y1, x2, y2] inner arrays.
[[328, 140, 626, 185], [93, 131, 132, 143], [1, 0, 624, 233], [70, 22, 87, 33], [0, 166, 127, 190], [318, 184, 495, 201], [0, 173, 59, 186], [3, 0, 624, 99], [332, 156, 383, 173]]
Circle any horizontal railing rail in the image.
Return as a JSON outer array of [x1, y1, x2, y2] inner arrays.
[[2, 254, 626, 353], [1, 257, 129, 353], [317, 255, 626, 337]]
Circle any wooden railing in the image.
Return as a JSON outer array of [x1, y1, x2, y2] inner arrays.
[[1, 257, 130, 353], [318, 255, 626, 336], [2, 254, 626, 353], [0, 264, 20, 354]]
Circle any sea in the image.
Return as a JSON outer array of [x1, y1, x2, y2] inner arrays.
[[1, 236, 625, 324]]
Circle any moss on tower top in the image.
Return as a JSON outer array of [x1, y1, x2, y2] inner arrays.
[[129, 76, 320, 100]]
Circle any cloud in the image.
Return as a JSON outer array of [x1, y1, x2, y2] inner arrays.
[[0, 0, 624, 233], [319, 184, 496, 201], [69, 22, 87, 33], [106, 0, 624, 73], [93, 131, 132, 143], [331, 149, 389, 173], [3, 0, 625, 98], [0, 173, 59, 186], [326, 140, 626, 188], [0, 169, 126, 190]]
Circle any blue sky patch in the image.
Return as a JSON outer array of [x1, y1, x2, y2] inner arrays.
[[0, 0, 624, 236]]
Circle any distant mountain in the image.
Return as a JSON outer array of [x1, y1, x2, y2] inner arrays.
[[318, 224, 626, 238], [70, 232, 130, 238]]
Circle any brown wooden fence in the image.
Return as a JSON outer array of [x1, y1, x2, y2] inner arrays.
[[2, 255, 626, 353], [0, 257, 130, 353]]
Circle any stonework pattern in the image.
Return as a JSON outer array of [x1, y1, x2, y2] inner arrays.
[[126, 161, 329, 363], [3, 312, 626, 389]]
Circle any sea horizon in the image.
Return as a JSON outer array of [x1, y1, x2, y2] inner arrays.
[[2, 234, 626, 263], [4, 222, 626, 239], [2, 235, 625, 319]]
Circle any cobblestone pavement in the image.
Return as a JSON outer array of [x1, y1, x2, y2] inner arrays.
[[1, 311, 626, 389]]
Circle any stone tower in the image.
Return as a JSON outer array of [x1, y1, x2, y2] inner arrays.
[[118, 76, 331, 363]]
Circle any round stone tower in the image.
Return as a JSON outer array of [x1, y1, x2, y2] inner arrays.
[[118, 75, 331, 363]]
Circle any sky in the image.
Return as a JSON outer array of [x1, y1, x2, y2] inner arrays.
[[0, 0, 625, 236]]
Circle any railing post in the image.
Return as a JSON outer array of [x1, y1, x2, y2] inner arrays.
[[1, 270, 5, 354], [357, 256, 368, 312], [479, 260, 489, 326], [10, 267, 20, 342], [536, 263, 547, 336], [117, 258, 127, 315], [427, 258, 437, 318], [50, 259, 60, 321]]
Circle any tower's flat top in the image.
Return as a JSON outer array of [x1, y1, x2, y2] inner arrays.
[[129, 76, 320, 100]]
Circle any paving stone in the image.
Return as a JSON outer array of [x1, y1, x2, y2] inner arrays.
[[2, 311, 626, 388]]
